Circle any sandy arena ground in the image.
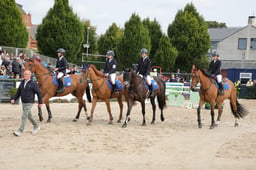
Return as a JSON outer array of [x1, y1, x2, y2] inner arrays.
[[0, 99, 255, 170]]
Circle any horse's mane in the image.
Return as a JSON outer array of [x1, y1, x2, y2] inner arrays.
[[26, 59, 48, 72], [199, 68, 211, 78], [90, 64, 105, 77]]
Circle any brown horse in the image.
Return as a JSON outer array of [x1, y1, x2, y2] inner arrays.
[[24, 59, 91, 122], [122, 68, 166, 128], [81, 64, 129, 125], [190, 67, 248, 129]]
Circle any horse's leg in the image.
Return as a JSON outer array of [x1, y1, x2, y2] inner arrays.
[[150, 97, 156, 124], [117, 96, 123, 123], [215, 100, 223, 126], [104, 99, 113, 124], [45, 102, 52, 123], [141, 101, 146, 126], [209, 101, 216, 129], [122, 98, 133, 128], [73, 95, 89, 122], [87, 96, 98, 125], [197, 99, 205, 128], [38, 105, 43, 122]]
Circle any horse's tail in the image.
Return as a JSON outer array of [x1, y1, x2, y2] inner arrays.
[[86, 82, 92, 103], [230, 99, 248, 118], [157, 80, 167, 109]]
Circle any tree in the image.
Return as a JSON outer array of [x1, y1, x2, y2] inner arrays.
[[153, 35, 178, 72], [36, 0, 84, 63], [168, 3, 210, 72], [118, 13, 151, 69], [98, 23, 123, 56], [142, 18, 162, 63], [0, 0, 28, 47], [206, 21, 227, 28]]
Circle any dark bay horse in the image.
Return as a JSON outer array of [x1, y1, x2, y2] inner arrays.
[[81, 64, 129, 125], [190, 67, 248, 129], [122, 68, 166, 128], [24, 59, 91, 122]]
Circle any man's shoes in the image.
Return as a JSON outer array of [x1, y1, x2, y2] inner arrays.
[[32, 126, 40, 135], [13, 131, 22, 137]]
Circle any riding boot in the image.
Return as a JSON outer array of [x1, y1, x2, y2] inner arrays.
[[218, 82, 224, 95], [149, 84, 154, 97], [57, 78, 65, 93], [112, 84, 119, 95]]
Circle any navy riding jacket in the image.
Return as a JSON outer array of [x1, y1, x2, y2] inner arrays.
[[56, 56, 68, 75], [136, 56, 151, 76], [208, 59, 221, 76], [103, 58, 117, 74], [13, 79, 43, 104]]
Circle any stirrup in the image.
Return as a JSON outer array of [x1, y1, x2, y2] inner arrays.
[[56, 88, 65, 93]]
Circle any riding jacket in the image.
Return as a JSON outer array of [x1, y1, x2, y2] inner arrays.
[[103, 58, 117, 74], [208, 59, 221, 76], [56, 55, 68, 75], [136, 56, 151, 76]]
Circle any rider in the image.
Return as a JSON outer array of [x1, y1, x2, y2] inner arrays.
[[103, 50, 118, 94], [136, 48, 154, 97], [54, 48, 68, 93], [208, 52, 224, 95]]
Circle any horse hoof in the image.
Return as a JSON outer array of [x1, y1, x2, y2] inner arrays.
[[198, 124, 202, 128], [161, 117, 165, 122], [47, 119, 51, 123], [122, 124, 127, 128], [234, 123, 239, 127], [151, 121, 155, 124], [117, 119, 121, 123], [209, 125, 215, 129], [73, 118, 78, 122], [108, 121, 113, 125], [39, 117, 43, 122], [87, 122, 91, 126], [141, 123, 146, 126]]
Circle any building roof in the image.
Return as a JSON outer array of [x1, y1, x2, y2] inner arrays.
[[208, 27, 243, 41]]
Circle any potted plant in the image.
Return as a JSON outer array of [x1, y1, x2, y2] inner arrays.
[[8, 87, 19, 104]]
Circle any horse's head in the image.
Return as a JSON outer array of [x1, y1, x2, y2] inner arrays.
[[123, 68, 132, 89], [190, 66, 201, 92], [24, 59, 36, 72]]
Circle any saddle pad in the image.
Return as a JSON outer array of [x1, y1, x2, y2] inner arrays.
[[53, 75, 72, 87], [107, 79, 123, 90], [214, 80, 229, 90], [145, 79, 159, 90]]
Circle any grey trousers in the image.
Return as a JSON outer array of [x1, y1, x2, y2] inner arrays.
[[18, 103, 38, 132]]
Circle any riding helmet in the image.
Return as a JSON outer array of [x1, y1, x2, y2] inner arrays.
[[106, 50, 115, 56], [57, 48, 66, 54], [140, 48, 148, 54]]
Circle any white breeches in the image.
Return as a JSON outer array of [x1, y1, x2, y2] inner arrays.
[[110, 73, 116, 84], [216, 74, 222, 83], [145, 75, 152, 85], [57, 72, 64, 79]]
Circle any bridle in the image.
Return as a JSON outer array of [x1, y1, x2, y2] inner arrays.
[[85, 68, 106, 92], [192, 70, 213, 95]]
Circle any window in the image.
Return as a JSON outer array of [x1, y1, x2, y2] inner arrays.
[[250, 38, 256, 49], [238, 38, 247, 50], [240, 73, 252, 85]]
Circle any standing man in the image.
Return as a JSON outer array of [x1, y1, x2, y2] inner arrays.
[[103, 50, 118, 94], [208, 52, 224, 95], [11, 70, 43, 137], [136, 48, 154, 97], [54, 48, 68, 93]]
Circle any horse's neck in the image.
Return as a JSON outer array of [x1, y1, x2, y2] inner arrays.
[[89, 68, 105, 84], [34, 64, 50, 82], [199, 71, 212, 89]]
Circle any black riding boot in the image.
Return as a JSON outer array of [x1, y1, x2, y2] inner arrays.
[[57, 78, 65, 93], [149, 84, 154, 97], [218, 82, 224, 95], [112, 84, 119, 95]]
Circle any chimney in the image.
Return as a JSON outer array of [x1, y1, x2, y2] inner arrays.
[[248, 16, 256, 26]]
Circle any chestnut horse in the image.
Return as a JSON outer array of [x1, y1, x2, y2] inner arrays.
[[24, 59, 91, 122], [190, 67, 248, 129], [122, 68, 166, 128], [81, 64, 129, 125]]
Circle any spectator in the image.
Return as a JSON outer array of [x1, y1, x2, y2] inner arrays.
[[169, 74, 177, 82], [1, 56, 11, 75], [11, 70, 43, 137], [12, 57, 22, 79], [31, 53, 41, 63], [46, 63, 53, 73], [69, 65, 77, 74], [176, 69, 181, 82], [0, 50, 3, 66], [246, 79, 254, 87], [234, 80, 241, 96], [0, 65, 7, 76]]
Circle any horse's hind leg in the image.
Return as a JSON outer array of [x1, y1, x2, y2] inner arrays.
[[117, 97, 123, 123], [46, 103, 52, 123], [141, 101, 146, 126], [150, 97, 156, 124], [73, 98, 88, 122], [38, 105, 43, 122]]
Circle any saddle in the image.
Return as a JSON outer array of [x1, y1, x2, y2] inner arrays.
[[213, 78, 229, 90], [145, 79, 159, 91], [106, 78, 123, 91], [52, 74, 72, 87]]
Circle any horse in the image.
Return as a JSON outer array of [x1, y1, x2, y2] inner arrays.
[[24, 59, 92, 122], [190, 67, 248, 129], [122, 68, 166, 128], [81, 64, 129, 125]]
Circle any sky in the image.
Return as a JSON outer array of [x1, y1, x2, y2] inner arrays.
[[16, 0, 256, 35]]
